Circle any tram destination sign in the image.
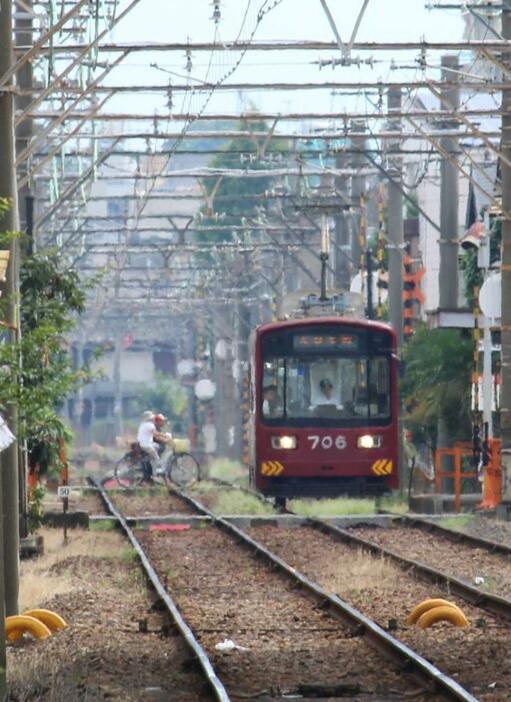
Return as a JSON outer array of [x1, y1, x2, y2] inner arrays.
[[293, 333, 359, 351]]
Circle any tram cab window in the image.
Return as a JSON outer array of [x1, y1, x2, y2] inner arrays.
[[261, 354, 390, 425]]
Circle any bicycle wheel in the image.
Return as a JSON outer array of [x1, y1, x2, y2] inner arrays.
[[168, 453, 200, 487], [114, 454, 145, 488]]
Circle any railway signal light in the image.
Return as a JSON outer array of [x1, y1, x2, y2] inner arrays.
[[402, 253, 425, 338]]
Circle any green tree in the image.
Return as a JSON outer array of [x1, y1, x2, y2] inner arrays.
[[0, 244, 96, 471], [134, 374, 187, 431], [460, 216, 501, 308], [196, 117, 290, 248], [401, 325, 473, 448]]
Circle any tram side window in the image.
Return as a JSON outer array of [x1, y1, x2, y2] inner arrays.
[[262, 359, 285, 418]]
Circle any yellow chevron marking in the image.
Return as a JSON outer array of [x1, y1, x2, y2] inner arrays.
[[372, 459, 385, 475], [266, 463, 277, 476], [383, 460, 393, 475], [371, 459, 394, 476], [272, 461, 284, 476], [261, 461, 284, 476]]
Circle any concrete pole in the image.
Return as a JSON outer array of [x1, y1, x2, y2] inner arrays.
[[334, 151, 351, 290], [350, 122, 367, 275], [112, 327, 123, 440], [438, 55, 460, 310], [387, 88, 404, 347], [0, 461, 5, 702], [0, 0, 20, 618], [500, 10, 511, 502], [15, 0, 32, 540]]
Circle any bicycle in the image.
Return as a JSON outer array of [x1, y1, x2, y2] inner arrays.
[[114, 438, 200, 489]]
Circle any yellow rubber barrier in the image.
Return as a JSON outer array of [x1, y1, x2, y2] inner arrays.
[[406, 598, 465, 625], [23, 608, 67, 632], [6, 615, 52, 641], [417, 605, 470, 628]]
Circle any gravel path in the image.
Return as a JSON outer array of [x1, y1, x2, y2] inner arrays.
[[247, 524, 511, 701], [137, 525, 453, 702]]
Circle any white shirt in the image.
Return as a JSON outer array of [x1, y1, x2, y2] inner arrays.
[[137, 420, 156, 448]]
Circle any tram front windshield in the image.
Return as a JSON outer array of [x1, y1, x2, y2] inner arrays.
[[261, 328, 392, 427]]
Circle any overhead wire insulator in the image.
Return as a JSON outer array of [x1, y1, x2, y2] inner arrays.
[[418, 47, 427, 72], [377, 82, 384, 112], [211, 1, 221, 24], [185, 46, 193, 73]]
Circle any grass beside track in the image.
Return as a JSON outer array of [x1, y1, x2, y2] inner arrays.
[[204, 458, 408, 516]]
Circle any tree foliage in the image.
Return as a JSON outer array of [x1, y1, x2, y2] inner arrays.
[[401, 325, 473, 447], [196, 117, 289, 246], [134, 374, 188, 433], [0, 246, 95, 468], [460, 216, 502, 308]]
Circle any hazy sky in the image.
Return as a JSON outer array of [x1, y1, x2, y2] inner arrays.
[[99, 0, 465, 118]]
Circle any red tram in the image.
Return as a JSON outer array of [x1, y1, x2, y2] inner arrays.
[[249, 316, 399, 501]]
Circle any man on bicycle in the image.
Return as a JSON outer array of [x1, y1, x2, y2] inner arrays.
[[137, 410, 167, 480]]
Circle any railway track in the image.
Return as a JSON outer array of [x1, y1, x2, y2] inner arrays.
[[95, 483, 229, 702], [305, 518, 511, 622], [344, 518, 511, 604], [247, 520, 511, 701], [95, 480, 477, 701], [392, 513, 511, 556]]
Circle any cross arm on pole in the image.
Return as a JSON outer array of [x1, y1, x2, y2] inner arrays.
[[0, 0, 90, 91], [35, 137, 123, 229], [16, 52, 128, 167], [17, 91, 116, 188]]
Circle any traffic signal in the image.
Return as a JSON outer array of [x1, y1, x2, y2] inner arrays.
[[402, 252, 425, 338]]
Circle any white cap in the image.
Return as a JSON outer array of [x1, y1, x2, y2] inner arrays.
[[142, 411, 154, 421]]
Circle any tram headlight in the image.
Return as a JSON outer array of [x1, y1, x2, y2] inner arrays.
[[271, 435, 297, 450], [357, 434, 382, 449]]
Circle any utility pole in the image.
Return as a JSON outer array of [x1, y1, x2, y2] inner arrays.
[[387, 87, 404, 347], [15, 0, 33, 540], [0, 464, 5, 701], [0, 0, 20, 618], [112, 327, 123, 440], [438, 55, 460, 310], [350, 122, 367, 276], [500, 9, 511, 504], [334, 151, 351, 290]]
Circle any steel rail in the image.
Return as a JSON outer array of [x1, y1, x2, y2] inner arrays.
[[306, 518, 511, 623], [394, 514, 511, 557], [92, 480, 230, 702], [169, 489, 478, 702]]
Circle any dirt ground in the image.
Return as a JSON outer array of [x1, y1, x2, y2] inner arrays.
[[8, 528, 210, 702]]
